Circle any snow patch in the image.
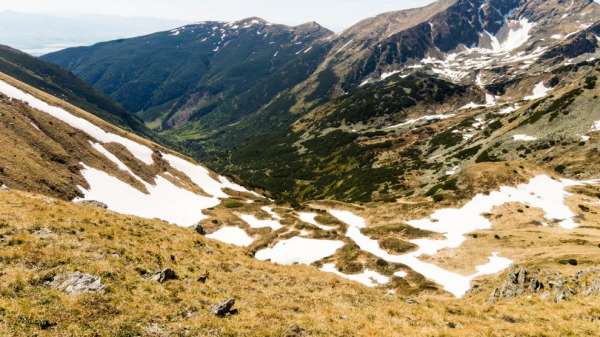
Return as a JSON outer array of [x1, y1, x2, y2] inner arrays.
[[238, 214, 282, 230], [0, 80, 155, 165], [90, 142, 136, 177], [207, 226, 254, 246], [298, 212, 336, 230], [261, 206, 282, 220], [380, 70, 402, 80], [255, 237, 344, 265], [386, 114, 455, 129], [162, 153, 251, 199], [335, 39, 353, 54], [498, 105, 519, 115], [486, 18, 535, 53], [524, 81, 551, 100], [512, 134, 538, 142], [321, 263, 391, 287]]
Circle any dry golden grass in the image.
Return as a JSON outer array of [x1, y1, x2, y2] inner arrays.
[[1, 190, 600, 336]]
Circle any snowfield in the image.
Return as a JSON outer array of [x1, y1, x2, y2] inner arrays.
[[326, 175, 596, 297], [0, 79, 258, 227], [76, 164, 220, 227]]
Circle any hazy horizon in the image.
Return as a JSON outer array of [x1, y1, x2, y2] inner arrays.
[[0, 1, 436, 56], [0, 1, 436, 32]]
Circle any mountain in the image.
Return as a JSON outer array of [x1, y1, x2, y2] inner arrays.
[[0, 44, 149, 136], [43, 18, 333, 130], [0, 11, 186, 56], [42, 0, 600, 203], [3, 2, 600, 335], [297, 0, 600, 98], [1, 66, 600, 337]]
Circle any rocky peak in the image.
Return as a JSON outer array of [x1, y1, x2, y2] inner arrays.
[[303, 0, 600, 95]]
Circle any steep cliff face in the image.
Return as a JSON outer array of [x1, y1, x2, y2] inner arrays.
[[298, 0, 600, 98]]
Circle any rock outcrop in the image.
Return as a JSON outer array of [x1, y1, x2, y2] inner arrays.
[[150, 268, 178, 283], [47, 272, 106, 294], [489, 266, 600, 303], [76, 200, 108, 209]]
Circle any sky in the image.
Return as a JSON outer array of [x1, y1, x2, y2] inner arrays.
[[0, 0, 435, 32]]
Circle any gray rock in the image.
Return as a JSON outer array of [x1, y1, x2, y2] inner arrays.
[[211, 298, 236, 317], [0, 184, 9, 192], [76, 200, 108, 209], [490, 266, 600, 303], [194, 223, 206, 235], [489, 266, 529, 302], [144, 323, 168, 337], [150, 268, 178, 283], [47, 272, 106, 294], [283, 325, 307, 337], [554, 287, 575, 303], [32, 228, 55, 238], [197, 271, 209, 283]]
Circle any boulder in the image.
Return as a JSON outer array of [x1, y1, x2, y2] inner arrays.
[[38, 320, 57, 330], [47, 272, 106, 294], [283, 325, 307, 337], [150, 268, 178, 283], [76, 200, 108, 209], [211, 298, 236, 317], [32, 228, 55, 239], [197, 272, 209, 283], [194, 223, 206, 235]]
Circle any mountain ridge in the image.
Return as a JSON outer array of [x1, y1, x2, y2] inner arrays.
[[42, 0, 600, 203], [3, 2, 600, 335]]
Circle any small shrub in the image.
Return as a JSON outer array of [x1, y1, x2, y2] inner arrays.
[[554, 165, 567, 174], [223, 200, 244, 208]]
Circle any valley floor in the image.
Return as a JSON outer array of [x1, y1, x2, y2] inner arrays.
[[1, 189, 600, 337]]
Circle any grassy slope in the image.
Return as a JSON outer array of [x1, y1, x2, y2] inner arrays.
[[202, 60, 600, 204], [0, 45, 151, 138], [2, 189, 600, 337]]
